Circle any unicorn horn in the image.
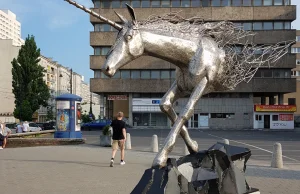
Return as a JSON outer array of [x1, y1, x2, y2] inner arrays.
[[64, 0, 123, 30]]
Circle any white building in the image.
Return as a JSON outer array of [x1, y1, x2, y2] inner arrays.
[[0, 10, 24, 46]]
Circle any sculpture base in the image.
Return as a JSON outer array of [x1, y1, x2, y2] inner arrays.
[[131, 143, 260, 194]]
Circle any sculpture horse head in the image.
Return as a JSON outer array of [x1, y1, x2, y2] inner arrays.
[[103, 6, 144, 77], [64, 0, 144, 77]]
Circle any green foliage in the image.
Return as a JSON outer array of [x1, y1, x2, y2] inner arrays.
[[46, 106, 55, 121], [81, 112, 92, 123], [102, 125, 112, 136], [12, 35, 50, 121], [13, 100, 33, 121]]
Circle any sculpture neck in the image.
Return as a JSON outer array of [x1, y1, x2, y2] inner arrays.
[[140, 31, 198, 67]]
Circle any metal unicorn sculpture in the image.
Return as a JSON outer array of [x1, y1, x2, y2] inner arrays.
[[65, 0, 292, 168]]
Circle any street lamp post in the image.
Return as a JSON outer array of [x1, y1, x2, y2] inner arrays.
[[17, 63, 22, 122], [59, 68, 73, 94]]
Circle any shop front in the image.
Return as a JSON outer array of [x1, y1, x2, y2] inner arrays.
[[253, 105, 296, 130]]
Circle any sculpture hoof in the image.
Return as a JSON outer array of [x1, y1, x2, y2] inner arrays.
[[152, 153, 167, 169]]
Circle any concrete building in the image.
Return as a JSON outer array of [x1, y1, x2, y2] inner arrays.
[[90, 0, 296, 129], [0, 39, 20, 122], [81, 82, 101, 118], [0, 10, 24, 46]]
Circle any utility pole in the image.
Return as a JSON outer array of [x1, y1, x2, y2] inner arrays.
[[70, 68, 73, 94]]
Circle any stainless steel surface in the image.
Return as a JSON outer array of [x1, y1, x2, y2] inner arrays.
[[65, 1, 292, 168]]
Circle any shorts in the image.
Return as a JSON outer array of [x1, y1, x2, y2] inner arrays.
[[112, 140, 125, 150]]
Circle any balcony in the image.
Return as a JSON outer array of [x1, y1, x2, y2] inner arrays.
[[90, 78, 295, 94], [90, 6, 296, 23]]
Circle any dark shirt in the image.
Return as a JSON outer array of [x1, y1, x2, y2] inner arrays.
[[110, 119, 126, 140]]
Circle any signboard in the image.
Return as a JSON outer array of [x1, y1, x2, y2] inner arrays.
[[108, 95, 127, 100], [133, 98, 161, 106], [57, 101, 70, 109], [254, 105, 296, 112], [279, 114, 294, 121]]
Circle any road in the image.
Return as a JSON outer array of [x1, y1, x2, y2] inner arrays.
[[83, 129, 300, 164]]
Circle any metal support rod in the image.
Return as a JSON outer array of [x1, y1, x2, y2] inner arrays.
[[70, 68, 73, 94]]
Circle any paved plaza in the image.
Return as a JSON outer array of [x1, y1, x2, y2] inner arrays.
[[1, 130, 300, 194]]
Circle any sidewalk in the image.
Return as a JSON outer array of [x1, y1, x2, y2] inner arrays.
[[1, 145, 300, 194]]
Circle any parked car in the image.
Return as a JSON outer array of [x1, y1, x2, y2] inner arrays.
[[36, 122, 55, 130], [81, 119, 111, 131], [28, 122, 42, 132]]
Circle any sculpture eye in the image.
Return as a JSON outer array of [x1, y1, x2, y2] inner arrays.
[[127, 35, 132, 40]]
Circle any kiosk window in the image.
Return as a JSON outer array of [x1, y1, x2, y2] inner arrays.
[[272, 115, 278, 121]]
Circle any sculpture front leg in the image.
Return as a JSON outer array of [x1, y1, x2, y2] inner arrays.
[[160, 81, 198, 154], [152, 78, 208, 168]]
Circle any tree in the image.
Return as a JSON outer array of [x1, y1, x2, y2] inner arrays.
[[12, 35, 50, 121], [46, 106, 55, 121]]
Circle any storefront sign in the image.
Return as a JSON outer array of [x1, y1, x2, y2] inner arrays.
[[108, 95, 127, 100], [133, 98, 161, 106], [279, 114, 294, 121], [254, 105, 296, 112]]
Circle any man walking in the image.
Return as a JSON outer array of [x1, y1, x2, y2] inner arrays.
[[110, 111, 126, 167]]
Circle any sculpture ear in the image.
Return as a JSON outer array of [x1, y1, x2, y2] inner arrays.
[[114, 11, 128, 24], [125, 3, 137, 25]]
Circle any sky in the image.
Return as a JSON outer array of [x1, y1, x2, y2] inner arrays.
[[0, 0, 300, 84]]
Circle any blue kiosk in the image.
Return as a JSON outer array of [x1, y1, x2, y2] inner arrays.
[[54, 94, 82, 138]]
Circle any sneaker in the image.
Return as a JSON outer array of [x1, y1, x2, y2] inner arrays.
[[120, 161, 126, 165], [110, 159, 114, 167], [0, 147, 3, 150]]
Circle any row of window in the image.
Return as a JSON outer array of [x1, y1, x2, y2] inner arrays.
[[131, 92, 250, 98], [254, 69, 291, 78], [94, 0, 291, 9], [211, 113, 235, 118], [291, 48, 300, 53], [93, 21, 291, 32], [95, 69, 176, 79]]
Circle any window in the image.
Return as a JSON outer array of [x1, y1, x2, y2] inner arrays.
[[272, 115, 279, 121], [171, 70, 176, 79], [292, 48, 300, 53], [284, 0, 290, 5], [94, 70, 101, 78], [121, 70, 130, 79], [151, 70, 160, 79], [274, 0, 283, 5], [94, 24, 101, 32], [112, 71, 120, 79], [263, 69, 273, 77], [161, 0, 171, 7], [211, 113, 235, 118], [274, 22, 283, 29], [122, 1, 130, 8], [102, 0, 110, 8], [232, 0, 242, 6], [211, 0, 221, 6], [151, 0, 160, 7], [141, 70, 150, 79], [112, 1, 121, 8], [254, 69, 262, 77], [263, 22, 273, 30], [202, 0, 210, 6], [101, 47, 110, 55], [253, 22, 263, 30], [94, 0, 100, 8], [161, 70, 170, 79], [263, 0, 272, 5], [253, 0, 262, 6], [141, 0, 150, 7], [131, 70, 140, 79], [284, 22, 291, 29], [101, 72, 109, 79], [94, 47, 101, 55], [191, 0, 201, 7], [288, 98, 296, 105], [255, 115, 262, 121], [171, 0, 180, 7], [102, 24, 111, 31], [131, 0, 140, 7], [243, 22, 252, 30], [181, 0, 190, 7], [243, 0, 251, 6]]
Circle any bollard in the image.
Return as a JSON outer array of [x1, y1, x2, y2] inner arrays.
[[223, 139, 229, 145], [151, 134, 158, 153], [271, 142, 283, 168], [125, 133, 131, 150], [183, 145, 189, 156]]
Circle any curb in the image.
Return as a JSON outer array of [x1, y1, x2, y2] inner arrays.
[[6, 138, 86, 148]]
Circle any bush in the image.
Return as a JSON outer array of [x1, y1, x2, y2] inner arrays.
[[102, 125, 112, 136]]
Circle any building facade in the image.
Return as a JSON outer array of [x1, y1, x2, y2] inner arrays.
[[90, 0, 296, 129], [0, 39, 20, 123], [0, 10, 24, 46]]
